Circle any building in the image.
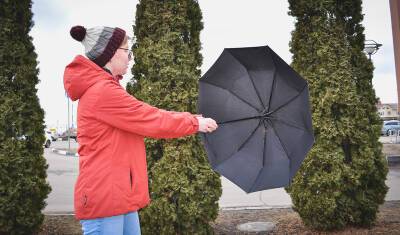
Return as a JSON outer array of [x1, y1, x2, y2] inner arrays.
[[377, 102, 399, 120]]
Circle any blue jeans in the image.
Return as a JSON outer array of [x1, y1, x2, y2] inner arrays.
[[80, 211, 141, 235]]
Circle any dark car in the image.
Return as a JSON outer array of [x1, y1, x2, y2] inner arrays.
[[60, 129, 77, 141]]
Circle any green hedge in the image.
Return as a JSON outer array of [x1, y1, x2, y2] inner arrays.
[[127, 0, 222, 234], [0, 0, 51, 234], [286, 0, 388, 230]]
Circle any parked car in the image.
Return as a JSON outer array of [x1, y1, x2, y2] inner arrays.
[[44, 131, 52, 148], [47, 131, 58, 141], [60, 129, 77, 141], [46, 130, 58, 141], [381, 120, 400, 136]]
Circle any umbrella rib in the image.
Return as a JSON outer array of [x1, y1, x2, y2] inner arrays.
[[202, 133, 220, 168], [248, 128, 267, 193], [267, 119, 291, 163], [217, 116, 260, 125], [244, 69, 265, 109], [267, 85, 307, 116], [268, 119, 293, 188], [226, 50, 265, 109], [237, 120, 262, 152], [202, 81, 261, 112], [262, 124, 267, 167], [209, 120, 262, 172], [268, 117, 310, 133], [266, 60, 278, 113]]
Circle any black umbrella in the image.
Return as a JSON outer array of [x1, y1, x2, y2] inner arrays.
[[198, 46, 314, 193]]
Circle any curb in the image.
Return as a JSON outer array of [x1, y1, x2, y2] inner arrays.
[[51, 148, 79, 157], [44, 200, 400, 215], [45, 212, 75, 216], [43, 206, 292, 216], [220, 205, 292, 211]]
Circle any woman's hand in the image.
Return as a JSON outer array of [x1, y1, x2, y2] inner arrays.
[[196, 116, 218, 133]]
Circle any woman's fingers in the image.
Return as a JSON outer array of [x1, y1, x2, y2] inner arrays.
[[205, 118, 218, 132], [196, 117, 218, 133]]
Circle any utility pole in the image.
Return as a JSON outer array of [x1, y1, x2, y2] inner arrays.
[[72, 102, 74, 128], [67, 96, 70, 151], [390, 0, 400, 113]]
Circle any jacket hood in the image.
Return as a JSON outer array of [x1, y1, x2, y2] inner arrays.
[[64, 55, 113, 101]]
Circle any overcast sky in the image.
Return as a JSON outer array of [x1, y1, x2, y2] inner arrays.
[[30, 0, 396, 131]]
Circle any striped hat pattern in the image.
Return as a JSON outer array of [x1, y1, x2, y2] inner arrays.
[[70, 25, 126, 67]]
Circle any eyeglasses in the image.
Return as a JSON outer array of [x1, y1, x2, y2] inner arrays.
[[118, 47, 132, 60]]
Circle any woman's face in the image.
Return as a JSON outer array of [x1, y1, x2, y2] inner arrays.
[[109, 41, 131, 76]]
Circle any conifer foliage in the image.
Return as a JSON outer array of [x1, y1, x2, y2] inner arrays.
[[287, 0, 388, 230], [127, 0, 222, 233], [0, 0, 51, 234]]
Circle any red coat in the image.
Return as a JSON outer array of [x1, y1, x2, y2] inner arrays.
[[63, 55, 199, 219]]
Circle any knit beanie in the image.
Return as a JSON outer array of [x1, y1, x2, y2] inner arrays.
[[70, 25, 126, 67]]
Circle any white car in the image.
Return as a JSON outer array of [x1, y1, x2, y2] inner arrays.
[[44, 131, 52, 148], [381, 120, 400, 136]]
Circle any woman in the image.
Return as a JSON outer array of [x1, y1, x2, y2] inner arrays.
[[64, 25, 218, 235]]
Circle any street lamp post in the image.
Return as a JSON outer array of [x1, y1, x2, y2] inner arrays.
[[364, 39, 382, 60]]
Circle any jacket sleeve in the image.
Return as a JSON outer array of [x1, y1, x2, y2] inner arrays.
[[94, 81, 199, 139]]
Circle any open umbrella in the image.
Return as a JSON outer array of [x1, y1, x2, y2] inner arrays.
[[198, 46, 314, 193]]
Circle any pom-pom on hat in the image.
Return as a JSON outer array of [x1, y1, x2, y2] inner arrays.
[[70, 25, 126, 67]]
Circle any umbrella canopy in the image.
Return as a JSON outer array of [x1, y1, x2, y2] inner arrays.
[[198, 46, 314, 193]]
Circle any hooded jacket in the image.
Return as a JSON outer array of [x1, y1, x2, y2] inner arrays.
[[63, 55, 199, 219]]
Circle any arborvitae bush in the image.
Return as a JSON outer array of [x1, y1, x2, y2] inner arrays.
[[127, 0, 221, 234], [0, 0, 51, 234], [286, 0, 388, 230]]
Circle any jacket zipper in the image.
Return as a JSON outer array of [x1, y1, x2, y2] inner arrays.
[[130, 169, 133, 191]]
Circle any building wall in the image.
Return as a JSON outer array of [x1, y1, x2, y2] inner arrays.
[[378, 104, 399, 120]]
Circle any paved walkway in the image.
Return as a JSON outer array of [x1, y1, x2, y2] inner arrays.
[[219, 177, 291, 209], [219, 166, 400, 210]]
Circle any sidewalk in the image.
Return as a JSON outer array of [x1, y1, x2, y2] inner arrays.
[[219, 177, 292, 210], [52, 148, 78, 157], [51, 140, 79, 157], [219, 165, 400, 210], [50, 143, 293, 210], [381, 136, 400, 165], [47, 141, 400, 213]]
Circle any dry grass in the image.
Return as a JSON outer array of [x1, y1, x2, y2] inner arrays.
[[39, 201, 400, 235]]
